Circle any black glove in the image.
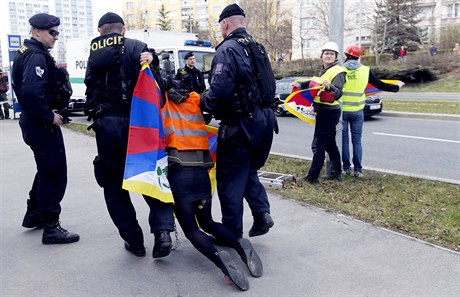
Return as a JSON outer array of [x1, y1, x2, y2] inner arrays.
[[149, 48, 160, 67]]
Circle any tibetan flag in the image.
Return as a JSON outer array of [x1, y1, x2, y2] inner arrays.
[[205, 125, 218, 194], [284, 77, 323, 125], [122, 64, 174, 203], [365, 79, 401, 96]]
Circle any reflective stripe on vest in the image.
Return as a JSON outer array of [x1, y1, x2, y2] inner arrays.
[[314, 65, 346, 106], [161, 91, 209, 151], [342, 65, 369, 112]]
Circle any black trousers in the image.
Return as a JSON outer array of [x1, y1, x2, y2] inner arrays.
[[216, 108, 274, 238], [307, 108, 342, 179], [19, 114, 67, 222], [93, 115, 174, 247]]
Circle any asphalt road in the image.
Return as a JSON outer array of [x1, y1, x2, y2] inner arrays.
[[272, 115, 460, 184]]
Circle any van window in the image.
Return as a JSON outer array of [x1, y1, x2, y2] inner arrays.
[[178, 51, 214, 73]]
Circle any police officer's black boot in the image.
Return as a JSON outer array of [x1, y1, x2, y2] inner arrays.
[[22, 199, 44, 229], [152, 231, 172, 258], [42, 221, 80, 244], [248, 212, 274, 237]]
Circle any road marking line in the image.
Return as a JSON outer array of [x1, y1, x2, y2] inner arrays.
[[373, 132, 460, 144]]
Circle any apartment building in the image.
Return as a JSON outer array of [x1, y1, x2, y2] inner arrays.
[[417, 0, 460, 43], [122, 0, 460, 60], [3, 0, 93, 64], [122, 0, 230, 37]]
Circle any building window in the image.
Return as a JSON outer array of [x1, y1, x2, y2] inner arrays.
[[197, 7, 207, 15], [301, 0, 314, 7], [127, 14, 134, 21], [447, 2, 460, 17], [302, 38, 314, 49], [141, 1, 147, 8], [213, 6, 220, 14], [301, 17, 314, 29], [127, 2, 134, 9], [199, 20, 208, 29]]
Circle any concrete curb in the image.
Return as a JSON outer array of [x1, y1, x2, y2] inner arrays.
[[380, 111, 460, 121]]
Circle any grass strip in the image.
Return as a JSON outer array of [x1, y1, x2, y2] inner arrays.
[[262, 154, 460, 251], [383, 99, 460, 114]]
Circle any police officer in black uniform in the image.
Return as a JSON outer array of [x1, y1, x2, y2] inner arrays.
[[201, 4, 275, 241], [175, 51, 206, 94], [12, 13, 79, 244], [84, 12, 174, 258]]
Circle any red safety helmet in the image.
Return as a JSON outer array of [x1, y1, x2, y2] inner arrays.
[[344, 44, 361, 58]]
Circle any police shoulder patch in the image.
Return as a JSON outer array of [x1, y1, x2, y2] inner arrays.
[[35, 66, 45, 78], [214, 63, 223, 75]]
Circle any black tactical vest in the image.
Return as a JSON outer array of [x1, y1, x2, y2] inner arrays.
[[86, 33, 127, 111]]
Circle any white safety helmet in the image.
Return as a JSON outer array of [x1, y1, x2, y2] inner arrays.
[[321, 41, 339, 55]]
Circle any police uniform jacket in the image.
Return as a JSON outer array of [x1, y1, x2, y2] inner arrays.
[[201, 28, 275, 146], [12, 38, 59, 123], [175, 66, 205, 94], [85, 34, 155, 116]]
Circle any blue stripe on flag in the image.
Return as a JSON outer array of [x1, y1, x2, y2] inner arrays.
[[124, 149, 168, 178], [130, 96, 161, 128]]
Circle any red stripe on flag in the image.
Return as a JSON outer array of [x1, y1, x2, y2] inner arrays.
[[127, 126, 165, 154], [133, 70, 160, 105]]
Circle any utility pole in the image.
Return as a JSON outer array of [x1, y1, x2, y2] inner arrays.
[[326, 0, 344, 177], [329, 0, 344, 57], [358, 0, 363, 47]]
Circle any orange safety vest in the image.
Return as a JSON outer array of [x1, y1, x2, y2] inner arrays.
[[161, 91, 209, 151]]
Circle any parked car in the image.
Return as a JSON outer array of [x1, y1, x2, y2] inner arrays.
[[274, 77, 303, 116], [274, 77, 383, 119], [363, 94, 383, 119]]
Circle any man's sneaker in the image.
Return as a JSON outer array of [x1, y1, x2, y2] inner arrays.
[[124, 242, 146, 257], [218, 250, 249, 291], [249, 212, 274, 237], [354, 171, 364, 178], [343, 169, 352, 176], [238, 238, 263, 277], [152, 231, 172, 258], [42, 222, 79, 244]]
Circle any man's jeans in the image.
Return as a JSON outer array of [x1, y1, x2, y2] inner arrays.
[[342, 110, 364, 173]]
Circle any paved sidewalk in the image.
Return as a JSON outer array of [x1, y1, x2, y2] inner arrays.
[[1, 119, 459, 297]]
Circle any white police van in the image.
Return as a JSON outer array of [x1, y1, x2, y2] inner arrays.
[[65, 30, 215, 114]]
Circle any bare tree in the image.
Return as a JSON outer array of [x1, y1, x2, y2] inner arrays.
[[240, 0, 292, 62]]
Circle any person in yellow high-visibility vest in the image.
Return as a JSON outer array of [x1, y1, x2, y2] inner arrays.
[[341, 44, 404, 177], [293, 41, 346, 183]]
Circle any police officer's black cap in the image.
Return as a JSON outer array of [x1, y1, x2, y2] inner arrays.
[[218, 4, 245, 23], [98, 12, 124, 28], [184, 52, 194, 60], [29, 13, 60, 29]]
